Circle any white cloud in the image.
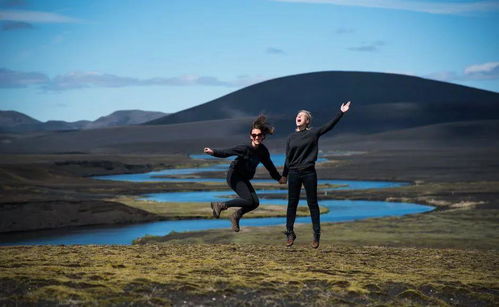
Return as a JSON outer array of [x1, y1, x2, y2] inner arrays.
[[0, 9, 81, 23], [272, 0, 499, 15], [425, 62, 499, 82], [43, 72, 138, 90], [464, 62, 499, 79]]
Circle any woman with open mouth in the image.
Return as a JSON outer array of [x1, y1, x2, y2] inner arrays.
[[280, 101, 351, 248], [204, 115, 283, 232]]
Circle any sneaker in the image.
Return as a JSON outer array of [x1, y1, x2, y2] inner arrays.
[[230, 209, 243, 232], [210, 202, 226, 218], [284, 231, 296, 247]]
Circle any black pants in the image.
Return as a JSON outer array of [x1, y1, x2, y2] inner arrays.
[[225, 168, 259, 215], [286, 167, 320, 237]]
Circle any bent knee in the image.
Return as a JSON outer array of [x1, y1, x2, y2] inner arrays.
[[250, 193, 260, 208]]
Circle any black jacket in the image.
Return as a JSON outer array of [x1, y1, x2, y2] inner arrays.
[[283, 111, 344, 177], [213, 143, 282, 181]]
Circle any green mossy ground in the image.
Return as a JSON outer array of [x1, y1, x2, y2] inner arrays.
[[116, 197, 328, 220], [0, 244, 497, 306], [1, 152, 498, 305], [137, 207, 499, 251]]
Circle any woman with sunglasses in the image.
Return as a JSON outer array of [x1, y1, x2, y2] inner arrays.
[[204, 115, 283, 232], [280, 101, 351, 248]]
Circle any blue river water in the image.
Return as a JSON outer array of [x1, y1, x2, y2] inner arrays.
[[0, 154, 434, 245]]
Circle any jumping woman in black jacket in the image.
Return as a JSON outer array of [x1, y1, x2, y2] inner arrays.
[[204, 115, 283, 232], [280, 101, 351, 248]]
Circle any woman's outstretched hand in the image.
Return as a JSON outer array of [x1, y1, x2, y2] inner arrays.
[[279, 176, 287, 184], [341, 101, 351, 113], [204, 147, 214, 155]]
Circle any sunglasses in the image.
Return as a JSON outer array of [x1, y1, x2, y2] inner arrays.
[[251, 133, 263, 138]]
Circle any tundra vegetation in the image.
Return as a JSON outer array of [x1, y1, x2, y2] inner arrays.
[[0, 150, 498, 305]]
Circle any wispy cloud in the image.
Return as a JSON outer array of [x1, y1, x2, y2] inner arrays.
[[0, 68, 268, 91], [0, 68, 49, 88], [266, 47, 286, 55], [43, 72, 143, 91], [43, 72, 269, 90], [0, 9, 81, 23], [348, 41, 385, 52], [425, 62, 499, 82], [272, 0, 499, 15], [1, 20, 32, 30], [464, 62, 499, 80]]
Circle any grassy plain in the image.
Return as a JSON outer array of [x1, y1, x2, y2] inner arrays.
[[0, 244, 497, 306], [138, 206, 499, 251], [116, 197, 329, 219], [1, 149, 498, 305]]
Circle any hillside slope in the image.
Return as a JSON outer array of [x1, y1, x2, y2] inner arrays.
[[147, 71, 499, 136]]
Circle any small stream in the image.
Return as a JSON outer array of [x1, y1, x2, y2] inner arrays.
[[0, 154, 434, 245]]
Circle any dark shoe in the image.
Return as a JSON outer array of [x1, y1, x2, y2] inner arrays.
[[230, 209, 243, 232], [311, 233, 320, 249], [210, 202, 226, 218], [284, 231, 296, 247]]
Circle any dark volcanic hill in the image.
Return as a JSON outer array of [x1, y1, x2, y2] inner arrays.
[[1, 118, 497, 154], [1, 72, 498, 154], [146, 71, 499, 136], [321, 119, 499, 151]]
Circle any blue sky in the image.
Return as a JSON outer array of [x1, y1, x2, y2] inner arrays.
[[1, 0, 498, 121]]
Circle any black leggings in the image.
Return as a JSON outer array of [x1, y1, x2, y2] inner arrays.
[[225, 168, 259, 215], [286, 168, 320, 236]]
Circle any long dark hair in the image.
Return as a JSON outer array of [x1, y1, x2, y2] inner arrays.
[[250, 115, 275, 135]]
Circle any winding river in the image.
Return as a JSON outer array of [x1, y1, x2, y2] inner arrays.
[[0, 154, 434, 245]]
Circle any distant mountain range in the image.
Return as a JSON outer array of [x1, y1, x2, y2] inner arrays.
[[0, 110, 168, 133], [1, 71, 498, 154]]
